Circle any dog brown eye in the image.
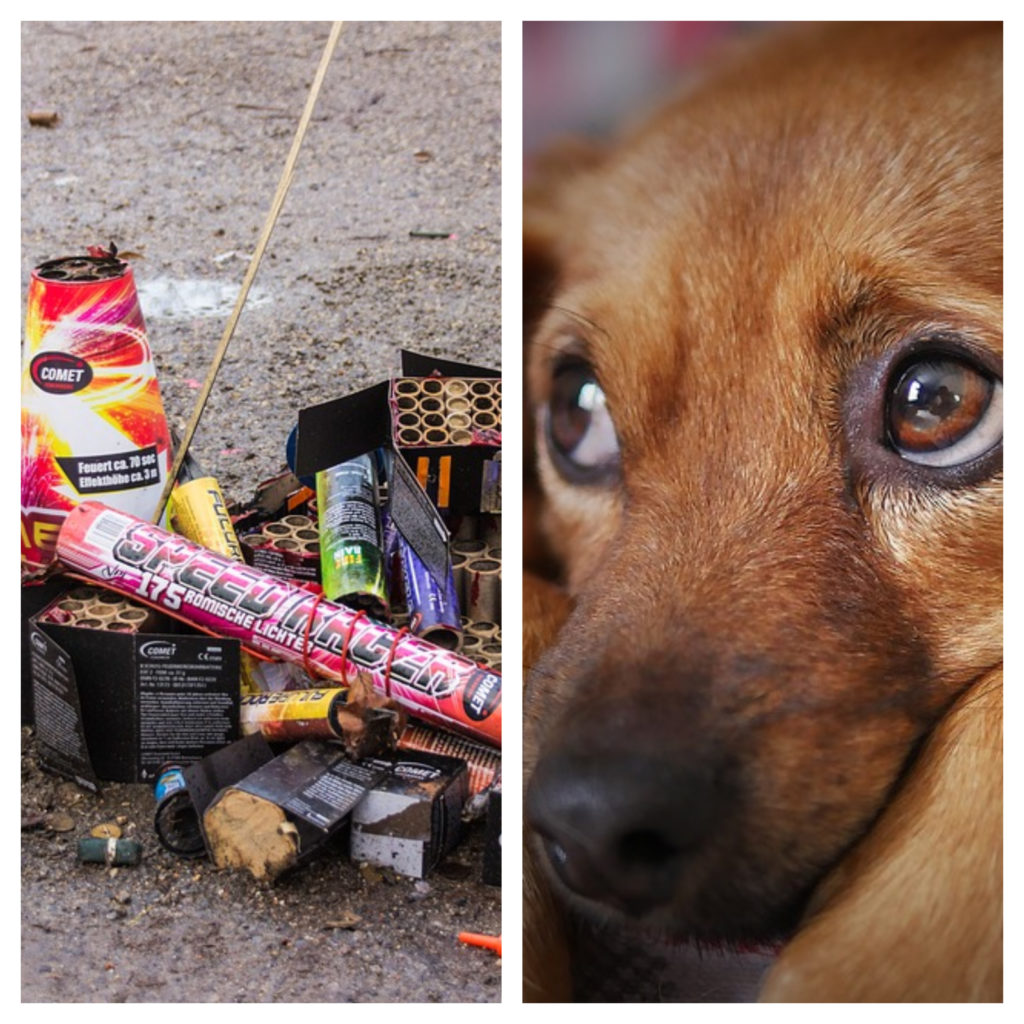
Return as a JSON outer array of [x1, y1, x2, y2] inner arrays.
[[888, 357, 1001, 467], [545, 357, 620, 482]]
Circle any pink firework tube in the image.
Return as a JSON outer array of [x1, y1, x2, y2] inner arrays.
[[56, 501, 502, 747]]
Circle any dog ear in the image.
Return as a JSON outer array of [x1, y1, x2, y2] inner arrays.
[[524, 139, 606, 579]]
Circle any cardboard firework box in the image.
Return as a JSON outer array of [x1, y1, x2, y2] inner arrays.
[[349, 749, 469, 878], [201, 739, 386, 882], [28, 589, 240, 787], [294, 350, 501, 516]]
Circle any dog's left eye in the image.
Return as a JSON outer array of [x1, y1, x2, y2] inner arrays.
[[887, 356, 1002, 467], [545, 357, 621, 482]]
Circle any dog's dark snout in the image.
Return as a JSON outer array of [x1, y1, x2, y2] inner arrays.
[[527, 750, 719, 917]]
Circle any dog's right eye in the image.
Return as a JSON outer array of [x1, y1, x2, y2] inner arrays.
[[545, 357, 621, 483], [886, 355, 1002, 468]]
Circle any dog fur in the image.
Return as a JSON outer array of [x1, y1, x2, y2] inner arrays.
[[523, 22, 1002, 1002]]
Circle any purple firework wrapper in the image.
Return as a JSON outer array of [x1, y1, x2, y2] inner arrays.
[[398, 532, 461, 650]]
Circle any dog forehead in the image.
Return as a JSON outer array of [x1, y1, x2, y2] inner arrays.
[[542, 24, 1001, 443], [556, 21, 1001, 277]]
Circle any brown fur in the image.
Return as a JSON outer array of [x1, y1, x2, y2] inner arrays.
[[523, 574, 574, 1002], [524, 22, 1002, 1002]]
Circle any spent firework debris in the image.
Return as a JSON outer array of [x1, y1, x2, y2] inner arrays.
[[397, 722, 500, 797]]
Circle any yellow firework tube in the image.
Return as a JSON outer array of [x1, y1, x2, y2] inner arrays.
[[170, 475, 258, 695], [239, 689, 350, 742], [170, 477, 244, 561]]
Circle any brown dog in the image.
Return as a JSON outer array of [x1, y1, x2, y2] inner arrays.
[[524, 22, 1002, 1002]]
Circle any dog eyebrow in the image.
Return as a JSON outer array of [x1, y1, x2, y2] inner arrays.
[[815, 269, 886, 337], [813, 271, 997, 364], [811, 270, 927, 357]]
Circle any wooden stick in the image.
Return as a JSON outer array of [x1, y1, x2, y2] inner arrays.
[[153, 20, 345, 524]]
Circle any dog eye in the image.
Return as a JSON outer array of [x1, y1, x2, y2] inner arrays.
[[887, 356, 1002, 467], [545, 357, 621, 482]]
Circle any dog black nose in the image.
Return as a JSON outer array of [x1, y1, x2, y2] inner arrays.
[[526, 751, 718, 917]]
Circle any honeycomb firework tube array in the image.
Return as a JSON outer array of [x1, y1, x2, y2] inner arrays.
[[36, 584, 159, 633], [452, 537, 502, 625], [390, 377, 501, 447], [55, 501, 501, 746], [239, 515, 320, 585], [21, 255, 173, 571]]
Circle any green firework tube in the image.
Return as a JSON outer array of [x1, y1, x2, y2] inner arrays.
[[316, 455, 388, 618], [77, 836, 143, 866]]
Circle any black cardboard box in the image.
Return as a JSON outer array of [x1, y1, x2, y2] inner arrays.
[[350, 750, 468, 878], [21, 575, 76, 723], [295, 350, 501, 515], [482, 779, 501, 886], [29, 616, 240, 785], [201, 739, 385, 880]]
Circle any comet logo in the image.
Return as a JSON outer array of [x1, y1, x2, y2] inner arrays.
[[30, 352, 93, 394], [463, 670, 500, 722], [139, 640, 176, 660]]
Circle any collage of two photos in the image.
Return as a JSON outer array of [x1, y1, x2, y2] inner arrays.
[[20, 20, 1002, 1005]]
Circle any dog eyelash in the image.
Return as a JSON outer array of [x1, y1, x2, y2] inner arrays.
[[550, 305, 610, 338]]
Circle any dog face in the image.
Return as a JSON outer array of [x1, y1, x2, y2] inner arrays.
[[525, 22, 1002, 943]]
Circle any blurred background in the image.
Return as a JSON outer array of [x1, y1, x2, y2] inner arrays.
[[523, 22, 771, 167]]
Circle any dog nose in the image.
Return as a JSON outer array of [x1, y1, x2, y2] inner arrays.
[[526, 751, 718, 917]]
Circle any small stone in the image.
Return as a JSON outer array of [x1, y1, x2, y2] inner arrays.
[[408, 881, 432, 901], [45, 813, 75, 833], [27, 110, 59, 128], [56, 783, 82, 804], [322, 910, 361, 930]]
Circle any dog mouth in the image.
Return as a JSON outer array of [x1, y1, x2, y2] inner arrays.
[[532, 822, 803, 952]]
